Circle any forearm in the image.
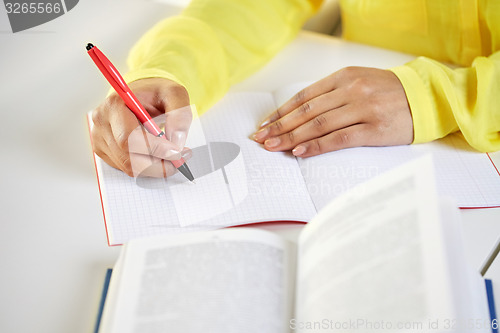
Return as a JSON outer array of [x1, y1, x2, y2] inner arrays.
[[124, 0, 321, 114], [391, 51, 500, 152]]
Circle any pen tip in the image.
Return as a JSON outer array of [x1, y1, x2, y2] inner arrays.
[[86, 43, 94, 51], [191, 180, 196, 184]]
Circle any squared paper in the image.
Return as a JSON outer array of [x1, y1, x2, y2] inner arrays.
[[89, 87, 500, 245]]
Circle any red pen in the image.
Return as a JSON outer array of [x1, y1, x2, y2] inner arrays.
[[86, 43, 194, 182]]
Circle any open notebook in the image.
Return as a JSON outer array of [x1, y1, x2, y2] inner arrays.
[[96, 157, 494, 333], [89, 84, 500, 245]]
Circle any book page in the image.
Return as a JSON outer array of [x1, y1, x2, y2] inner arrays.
[[298, 133, 500, 210], [270, 82, 500, 209], [100, 228, 296, 333], [92, 92, 316, 245], [294, 156, 459, 332]]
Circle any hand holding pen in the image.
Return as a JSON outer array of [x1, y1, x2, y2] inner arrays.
[[87, 44, 194, 181]]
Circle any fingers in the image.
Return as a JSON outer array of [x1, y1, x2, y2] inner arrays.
[[261, 104, 363, 152], [252, 67, 414, 157], [91, 78, 192, 178], [132, 147, 191, 178], [258, 75, 338, 128], [128, 125, 182, 160], [91, 105, 134, 174], [94, 128, 191, 178], [292, 124, 372, 157], [254, 89, 346, 144], [163, 105, 193, 148], [129, 153, 176, 178], [93, 117, 191, 178]]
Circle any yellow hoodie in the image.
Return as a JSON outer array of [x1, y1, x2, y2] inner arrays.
[[124, 0, 500, 152]]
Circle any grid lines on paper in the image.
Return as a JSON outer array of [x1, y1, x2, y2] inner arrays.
[[95, 92, 317, 245]]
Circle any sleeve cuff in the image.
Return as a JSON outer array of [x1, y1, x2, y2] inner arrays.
[[389, 64, 434, 144]]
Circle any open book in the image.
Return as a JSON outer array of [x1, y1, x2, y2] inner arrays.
[[89, 84, 500, 245], [97, 157, 494, 333]]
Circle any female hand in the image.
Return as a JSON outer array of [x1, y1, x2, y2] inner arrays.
[[91, 78, 192, 177], [253, 67, 414, 157]]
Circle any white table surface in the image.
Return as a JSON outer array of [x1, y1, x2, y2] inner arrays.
[[0, 1, 499, 332]]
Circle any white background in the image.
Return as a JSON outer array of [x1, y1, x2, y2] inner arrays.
[[0, 1, 499, 332]]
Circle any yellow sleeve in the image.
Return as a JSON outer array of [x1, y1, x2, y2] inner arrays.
[[391, 52, 500, 153], [123, 0, 321, 115], [389, 2, 500, 153]]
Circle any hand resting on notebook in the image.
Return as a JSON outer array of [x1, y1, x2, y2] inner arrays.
[[91, 78, 192, 177], [253, 67, 414, 157]]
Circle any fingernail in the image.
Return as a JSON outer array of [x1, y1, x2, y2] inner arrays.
[[253, 127, 269, 141], [259, 117, 271, 128], [265, 137, 280, 148], [167, 149, 181, 160], [292, 145, 306, 156], [181, 148, 192, 160], [171, 131, 187, 148], [260, 113, 280, 128]]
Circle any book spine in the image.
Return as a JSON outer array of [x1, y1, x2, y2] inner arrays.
[[94, 269, 113, 333]]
